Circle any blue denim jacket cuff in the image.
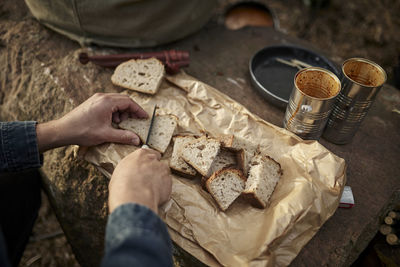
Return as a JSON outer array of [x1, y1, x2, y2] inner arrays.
[[104, 203, 172, 266], [0, 121, 42, 171]]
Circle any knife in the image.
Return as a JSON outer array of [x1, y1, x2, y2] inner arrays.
[[142, 105, 157, 149]]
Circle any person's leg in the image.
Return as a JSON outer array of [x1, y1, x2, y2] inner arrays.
[[0, 169, 42, 266]]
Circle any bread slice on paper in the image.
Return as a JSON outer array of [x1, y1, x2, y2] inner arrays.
[[206, 168, 246, 211], [170, 135, 198, 177], [201, 148, 238, 192], [180, 136, 220, 177], [118, 114, 177, 153], [242, 154, 282, 209], [206, 148, 238, 178], [220, 134, 258, 176], [111, 58, 165, 95]]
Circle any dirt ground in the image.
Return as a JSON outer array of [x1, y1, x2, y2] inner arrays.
[[15, 0, 400, 266], [20, 193, 79, 267]]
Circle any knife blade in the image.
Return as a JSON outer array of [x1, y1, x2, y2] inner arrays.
[[142, 105, 157, 149]]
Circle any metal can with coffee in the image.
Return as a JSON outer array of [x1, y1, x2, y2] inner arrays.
[[323, 58, 387, 144], [283, 67, 341, 140]]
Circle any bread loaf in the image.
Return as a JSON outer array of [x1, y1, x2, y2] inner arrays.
[[111, 58, 165, 95]]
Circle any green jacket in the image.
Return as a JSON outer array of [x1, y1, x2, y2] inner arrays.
[[25, 0, 217, 47]]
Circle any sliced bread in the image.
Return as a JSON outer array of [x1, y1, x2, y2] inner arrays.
[[201, 149, 238, 192], [118, 114, 177, 153], [206, 168, 246, 211], [242, 154, 282, 209], [111, 58, 165, 95], [206, 149, 238, 178], [180, 136, 220, 177], [170, 135, 198, 177], [220, 134, 258, 176]]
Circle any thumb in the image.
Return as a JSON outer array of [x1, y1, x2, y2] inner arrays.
[[106, 128, 141, 145]]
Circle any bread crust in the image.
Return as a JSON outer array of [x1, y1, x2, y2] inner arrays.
[[171, 168, 200, 179], [200, 176, 209, 192], [263, 155, 283, 175]]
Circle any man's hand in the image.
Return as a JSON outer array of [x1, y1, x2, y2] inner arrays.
[[36, 93, 148, 153], [108, 149, 172, 214]]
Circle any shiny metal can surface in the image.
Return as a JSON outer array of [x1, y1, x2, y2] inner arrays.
[[323, 58, 387, 144], [283, 67, 341, 140]]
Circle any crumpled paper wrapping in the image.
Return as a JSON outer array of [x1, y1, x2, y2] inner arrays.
[[83, 71, 346, 267]]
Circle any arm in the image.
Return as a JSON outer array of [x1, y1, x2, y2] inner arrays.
[[102, 203, 172, 267], [1, 93, 147, 172], [36, 93, 148, 153], [102, 149, 173, 267], [0, 121, 42, 172]]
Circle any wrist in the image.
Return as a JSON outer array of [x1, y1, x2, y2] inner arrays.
[[36, 119, 70, 153], [109, 187, 159, 214]]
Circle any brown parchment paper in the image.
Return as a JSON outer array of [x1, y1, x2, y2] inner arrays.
[[83, 71, 346, 267]]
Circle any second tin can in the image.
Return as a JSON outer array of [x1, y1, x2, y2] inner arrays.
[[283, 67, 341, 140], [323, 58, 387, 144]]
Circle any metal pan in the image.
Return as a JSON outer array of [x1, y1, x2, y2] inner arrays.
[[249, 45, 341, 109]]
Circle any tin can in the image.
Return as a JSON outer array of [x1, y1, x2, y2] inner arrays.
[[323, 58, 387, 144], [283, 67, 341, 140]]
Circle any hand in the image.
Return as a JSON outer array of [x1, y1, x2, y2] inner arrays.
[[108, 148, 172, 214], [36, 93, 148, 153]]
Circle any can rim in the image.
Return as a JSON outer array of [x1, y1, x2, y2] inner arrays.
[[294, 67, 341, 100], [342, 58, 387, 88]]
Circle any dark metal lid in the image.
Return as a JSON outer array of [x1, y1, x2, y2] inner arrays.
[[249, 45, 341, 109]]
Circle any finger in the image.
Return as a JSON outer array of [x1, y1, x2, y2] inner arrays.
[[120, 111, 130, 122], [110, 95, 148, 119], [112, 112, 121, 123], [129, 111, 145, 119], [106, 128, 141, 145]]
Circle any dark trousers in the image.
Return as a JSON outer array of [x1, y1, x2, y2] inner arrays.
[[0, 169, 42, 267]]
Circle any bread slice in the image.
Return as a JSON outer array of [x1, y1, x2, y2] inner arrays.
[[220, 134, 258, 176], [170, 135, 198, 177], [206, 168, 246, 211], [180, 136, 220, 177], [206, 149, 237, 178], [242, 154, 282, 209], [118, 114, 177, 153], [111, 58, 165, 95], [201, 149, 238, 192]]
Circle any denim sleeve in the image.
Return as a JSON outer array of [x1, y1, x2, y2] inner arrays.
[[0, 121, 42, 172], [101, 203, 173, 267]]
